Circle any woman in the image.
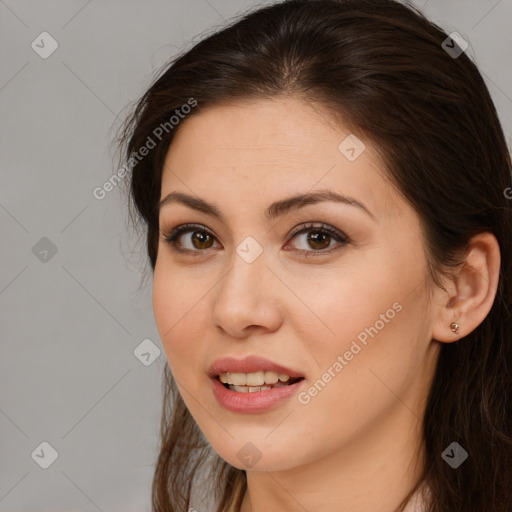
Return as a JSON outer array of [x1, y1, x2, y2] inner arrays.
[[118, 0, 512, 510]]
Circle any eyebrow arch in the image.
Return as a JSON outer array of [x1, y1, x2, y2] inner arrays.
[[157, 189, 376, 222]]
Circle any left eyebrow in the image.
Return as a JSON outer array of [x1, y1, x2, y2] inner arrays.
[[157, 188, 376, 222]]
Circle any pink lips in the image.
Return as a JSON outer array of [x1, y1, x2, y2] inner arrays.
[[208, 355, 306, 414]]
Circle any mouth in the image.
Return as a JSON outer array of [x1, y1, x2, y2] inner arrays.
[[209, 357, 307, 412], [216, 371, 305, 393]]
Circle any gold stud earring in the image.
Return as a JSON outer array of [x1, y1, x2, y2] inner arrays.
[[450, 322, 460, 334]]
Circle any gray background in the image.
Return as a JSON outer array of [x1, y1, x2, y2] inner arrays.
[[1, 0, 511, 511]]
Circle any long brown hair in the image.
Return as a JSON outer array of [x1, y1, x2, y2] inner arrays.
[[117, 1, 512, 510]]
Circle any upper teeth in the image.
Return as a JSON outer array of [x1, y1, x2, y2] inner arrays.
[[219, 371, 291, 386]]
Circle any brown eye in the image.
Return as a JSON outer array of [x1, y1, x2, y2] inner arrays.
[[161, 222, 349, 257], [189, 231, 214, 250], [304, 230, 332, 250], [161, 224, 220, 254], [287, 222, 349, 255]]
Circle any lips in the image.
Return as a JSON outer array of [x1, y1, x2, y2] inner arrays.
[[209, 358, 307, 413], [207, 355, 305, 380]]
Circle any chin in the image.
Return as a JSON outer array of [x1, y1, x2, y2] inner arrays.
[[208, 436, 307, 472]]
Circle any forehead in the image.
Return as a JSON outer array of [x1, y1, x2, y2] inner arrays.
[[166, 97, 356, 162], [160, 97, 404, 220]]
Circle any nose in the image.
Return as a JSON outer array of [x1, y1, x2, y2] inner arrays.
[[211, 246, 283, 338]]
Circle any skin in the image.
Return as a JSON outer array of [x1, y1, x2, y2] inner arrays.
[[152, 97, 500, 512]]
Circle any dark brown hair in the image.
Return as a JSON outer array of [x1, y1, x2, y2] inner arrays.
[[118, 0, 512, 510]]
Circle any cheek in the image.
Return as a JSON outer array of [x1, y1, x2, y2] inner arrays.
[[289, 260, 404, 352], [290, 248, 427, 390], [152, 264, 205, 370], [288, 302, 424, 458], [306, 273, 427, 395]]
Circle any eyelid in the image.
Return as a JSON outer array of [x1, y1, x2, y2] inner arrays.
[[287, 222, 347, 240]]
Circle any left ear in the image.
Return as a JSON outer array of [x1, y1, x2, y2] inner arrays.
[[431, 232, 501, 343]]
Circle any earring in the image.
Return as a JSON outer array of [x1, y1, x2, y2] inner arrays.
[[450, 322, 460, 334]]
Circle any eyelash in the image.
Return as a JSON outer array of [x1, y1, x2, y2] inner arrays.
[[159, 222, 350, 258]]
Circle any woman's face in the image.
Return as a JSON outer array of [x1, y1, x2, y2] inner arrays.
[[153, 97, 441, 471]]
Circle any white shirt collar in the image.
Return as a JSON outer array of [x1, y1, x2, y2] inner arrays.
[[402, 483, 431, 512]]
